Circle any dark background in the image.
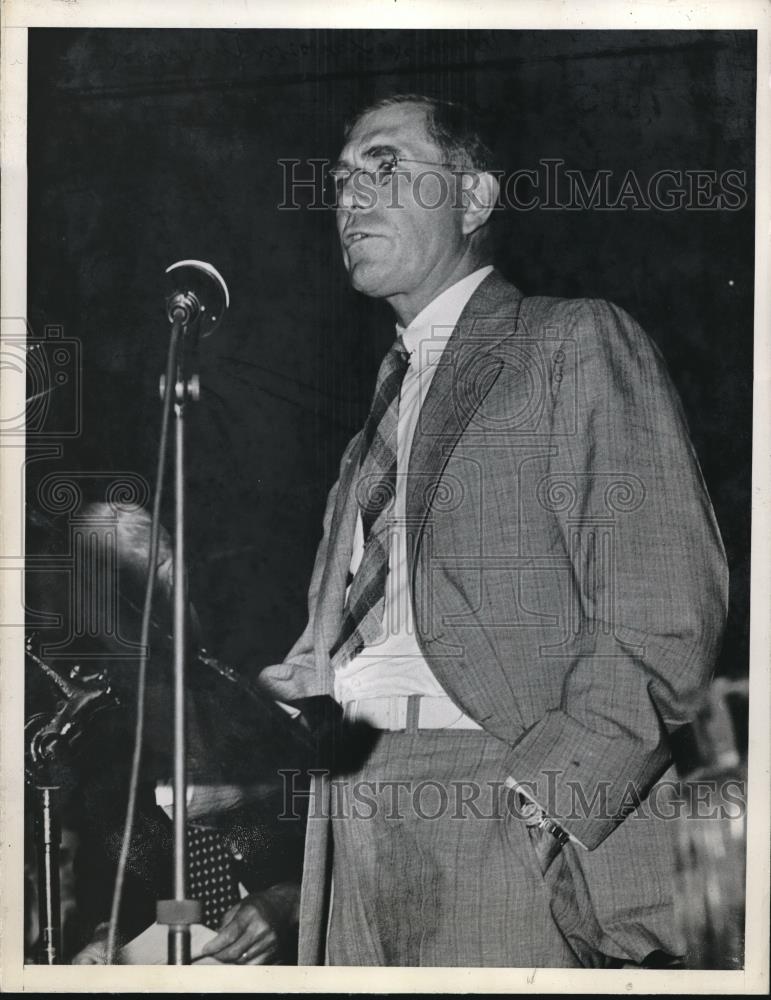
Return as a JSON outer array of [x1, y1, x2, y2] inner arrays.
[[27, 28, 755, 680]]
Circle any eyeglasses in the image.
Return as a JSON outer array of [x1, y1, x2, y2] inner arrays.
[[327, 154, 457, 205]]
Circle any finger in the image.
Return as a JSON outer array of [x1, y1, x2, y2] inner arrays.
[[73, 945, 106, 965], [216, 918, 273, 964], [202, 900, 243, 949], [72, 952, 97, 965], [234, 931, 276, 965], [200, 906, 238, 952], [200, 915, 245, 956], [210, 926, 256, 963], [219, 902, 241, 929], [240, 941, 277, 965]]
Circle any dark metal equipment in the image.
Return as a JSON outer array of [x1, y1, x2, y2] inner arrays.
[[24, 640, 118, 964]]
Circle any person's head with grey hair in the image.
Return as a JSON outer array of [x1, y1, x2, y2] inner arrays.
[[332, 93, 499, 326], [343, 93, 496, 172]]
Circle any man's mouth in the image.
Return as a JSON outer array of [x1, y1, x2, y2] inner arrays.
[[343, 231, 379, 249]]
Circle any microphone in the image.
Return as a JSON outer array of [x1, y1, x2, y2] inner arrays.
[[164, 260, 230, 338]]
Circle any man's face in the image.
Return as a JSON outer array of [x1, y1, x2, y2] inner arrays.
[[334, 103, 468, 321]]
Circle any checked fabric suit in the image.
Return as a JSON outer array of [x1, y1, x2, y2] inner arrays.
[[258, 270, 728, 965]]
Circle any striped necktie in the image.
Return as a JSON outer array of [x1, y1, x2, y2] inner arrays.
[[330, 338, 410, 668]]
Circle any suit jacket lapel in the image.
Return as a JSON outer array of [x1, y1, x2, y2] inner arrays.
[[406, 270, 525, 537]]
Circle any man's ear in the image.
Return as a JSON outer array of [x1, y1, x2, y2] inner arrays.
[[460, 171, 499, 236]]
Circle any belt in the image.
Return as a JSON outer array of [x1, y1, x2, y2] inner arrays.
[[342, 694, 483, 733]]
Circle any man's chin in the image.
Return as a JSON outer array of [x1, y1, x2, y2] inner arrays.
[[348, 262, 390, 299]]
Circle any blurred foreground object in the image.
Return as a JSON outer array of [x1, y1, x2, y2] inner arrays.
[[672, 677, 748, 969]]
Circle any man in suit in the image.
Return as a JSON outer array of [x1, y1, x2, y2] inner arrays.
[[250, 93, 728, 967]]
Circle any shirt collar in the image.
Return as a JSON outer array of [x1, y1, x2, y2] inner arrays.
[[396, 266, 494, 371]]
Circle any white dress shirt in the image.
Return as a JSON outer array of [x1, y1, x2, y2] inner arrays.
[[333, 266, 493, 707]]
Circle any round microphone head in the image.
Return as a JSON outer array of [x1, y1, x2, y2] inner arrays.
[[165, 260, 230, 337]]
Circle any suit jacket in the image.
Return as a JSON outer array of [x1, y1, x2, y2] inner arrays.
[[259, 270, 728, 964]]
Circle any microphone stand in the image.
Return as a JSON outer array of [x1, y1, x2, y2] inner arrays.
[[32, 782, 61, 964], [156, 300, 202, 965], [25, 642, 117, 964], [154, 262, 227, 965]]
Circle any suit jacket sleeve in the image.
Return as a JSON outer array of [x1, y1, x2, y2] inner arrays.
[[503, 298, 729, 849]]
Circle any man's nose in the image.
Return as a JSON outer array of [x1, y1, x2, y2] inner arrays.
[[336, 170, 378, 211]]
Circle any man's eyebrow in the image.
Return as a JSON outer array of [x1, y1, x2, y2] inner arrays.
[[363, 144, 400, 159]]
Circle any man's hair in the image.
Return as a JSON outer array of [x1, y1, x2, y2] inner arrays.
[[344, 93, 496, 172]]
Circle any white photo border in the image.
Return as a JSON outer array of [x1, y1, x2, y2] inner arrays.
[[1, 0, 768, 993]]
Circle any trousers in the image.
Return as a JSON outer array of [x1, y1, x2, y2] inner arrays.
[[324, 729, 606, 967]]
